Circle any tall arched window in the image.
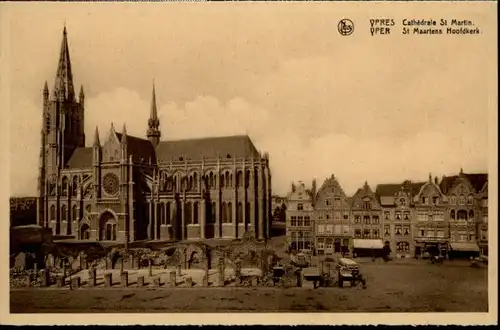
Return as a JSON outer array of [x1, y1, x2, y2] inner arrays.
[[457, 210, 467, 221], [165, 202, 171, 225], [185, 202, 192, 225], [166, 176, 172, 191], [189, 176, 193, 190], [227, 202, 233, 223], [62, 177, 68, 196], [237, 171, 243, 188], [173, 177, 177, 191], [220, 174, 225, 188], [80, 223, 90, 240], [183, 176, 188, 191], [206, 202, 214, 223], [61, 205, 67, 221], [467, 195, 474, 205], [209, 172, 214, 189], [159, 203, 165, 225], [72, 176, 78, 196], [50, 205, 56, 221], [72, 205, 77, 221], [211, 202, 216, 223], [450, 210, 456, 220], [193, 202, 199, 224], [468, 210, 474, 221], [237, 202, 243, 224], [225, 172, 230, 188], [245, 202, 250, 224], [245, 170, 250, 189], [222, 202, 228, 223]]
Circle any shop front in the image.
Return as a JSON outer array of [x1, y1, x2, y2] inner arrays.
[[316, 236, 350, 256], [352, 238, 384, 258], [448, 242, 480, 259], [414, 239, 449, 259]]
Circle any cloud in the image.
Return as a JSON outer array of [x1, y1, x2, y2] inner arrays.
[[9, 81, 488, 198], [10, 98, 42, 197], [7, 4, 493, 198]]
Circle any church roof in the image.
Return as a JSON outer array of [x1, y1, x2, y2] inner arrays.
[[67, 147, 93, 168], [115, 133, 156, 163], [155, 135, 260, 162], [66, 134, 261, 168]]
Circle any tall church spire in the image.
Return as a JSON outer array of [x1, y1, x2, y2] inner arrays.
[[53, 25, 75, 101], [147, 80, 161, 147]]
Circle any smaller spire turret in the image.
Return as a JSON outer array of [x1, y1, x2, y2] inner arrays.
[[39, 128, 46, 165], [147, 80, 161, 147], [93, 126, 100, 146], [43, 81, 49, 99], [121, 123, 128, 145], [79, 85, 85, 103]]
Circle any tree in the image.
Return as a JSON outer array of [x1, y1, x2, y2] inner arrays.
[[279, 203, 287, 222]]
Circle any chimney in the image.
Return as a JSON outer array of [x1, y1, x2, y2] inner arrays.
[[291, 182, 296, 193], [311, 179, 317, 205]]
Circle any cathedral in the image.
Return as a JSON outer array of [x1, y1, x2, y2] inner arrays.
[[36, 27, 273, 243]]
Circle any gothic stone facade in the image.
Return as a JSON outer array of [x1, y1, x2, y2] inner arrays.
[[36, 27, 272, 243]]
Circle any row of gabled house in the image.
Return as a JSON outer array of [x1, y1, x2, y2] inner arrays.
[[285, 169, 489, 258]]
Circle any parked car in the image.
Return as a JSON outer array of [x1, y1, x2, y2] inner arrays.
[[290, 252, 311, 268], [336, 257, 366, 288]]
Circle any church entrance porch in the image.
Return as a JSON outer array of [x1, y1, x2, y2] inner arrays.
[[80, 223, 91, 240], [99, 212, 118, 241]]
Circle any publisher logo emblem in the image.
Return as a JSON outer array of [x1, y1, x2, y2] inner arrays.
[[338, 19, 354, 36]]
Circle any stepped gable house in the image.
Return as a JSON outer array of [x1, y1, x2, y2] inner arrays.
[[375, 180, 425, 258], [314, 175, 351, 255], [36, 27, 272, 243]]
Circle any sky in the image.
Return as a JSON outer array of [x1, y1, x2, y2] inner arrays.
[[4, 2, 497, 197]]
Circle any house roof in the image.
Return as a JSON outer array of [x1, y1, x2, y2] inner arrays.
[[115, 133, 156, 163], [440, 173, 488, 194], [375, 181, 426, 205], [439, 175, 457, 194], [464, 173, 488, 193], [408, 182, 426, 194], [155, 135, 260, 162], [67, 147, 93, 168], [375, 184, 401, 197]]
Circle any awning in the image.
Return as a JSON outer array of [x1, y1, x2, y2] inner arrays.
[[353, 239, 384, 249], [450, 242, 480, 252]]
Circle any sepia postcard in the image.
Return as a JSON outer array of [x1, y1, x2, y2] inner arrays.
[[0, 0, 497, 326]]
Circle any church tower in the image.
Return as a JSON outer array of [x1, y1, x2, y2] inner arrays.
[[146, 82, 161, 148], [43, 26, 85, 174], [37, 26, 86, 227]]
